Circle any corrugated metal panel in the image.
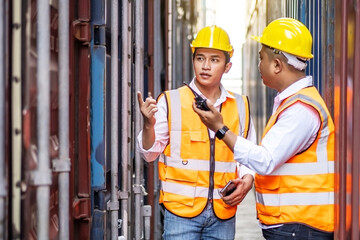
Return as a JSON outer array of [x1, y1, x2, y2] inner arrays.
[[351, 0, 360, 236], [286, 0, 336, 117], [286, 0, 323, 92], [334, 0, 360, 239], [285, 0, 336, 127], [90, 0, 106, 191], [71, 0, 92, 238], [321, 0, 335, 117], [90, 0, 107, 238]]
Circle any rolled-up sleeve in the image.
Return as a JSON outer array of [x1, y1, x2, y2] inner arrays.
[[136, 96, 169, 162]]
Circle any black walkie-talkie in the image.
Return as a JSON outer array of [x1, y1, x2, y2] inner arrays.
[[183, 82, 210, 111]]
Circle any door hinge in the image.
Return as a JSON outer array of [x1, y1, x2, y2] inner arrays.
[[72, 20, 91, 43], [73, 198, 91, 219]]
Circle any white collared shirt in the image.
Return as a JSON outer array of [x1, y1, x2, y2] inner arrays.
[[137, 78, 256, 178], [233, 76, 321, 175]]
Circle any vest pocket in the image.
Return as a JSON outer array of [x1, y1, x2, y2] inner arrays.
[[255, 175, 281, 217], [163, 166, 199, 207], [183, 130, 207, 158]]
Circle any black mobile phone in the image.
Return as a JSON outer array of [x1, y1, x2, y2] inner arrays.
[[220, 180, 236, 197], [183, 82, 210, 111]]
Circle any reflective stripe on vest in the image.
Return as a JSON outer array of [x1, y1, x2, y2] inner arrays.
[[234, 94, 250, 139], [255, 86, 335, 232], [256, 192, 335, 206], [159, 86, 250, 219], [168, 89, 182, 158], [159, 155, 237, 172], [161, 180, 223, 199]]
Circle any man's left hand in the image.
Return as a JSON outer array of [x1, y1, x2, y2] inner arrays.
[[221, 174, 254, 206]]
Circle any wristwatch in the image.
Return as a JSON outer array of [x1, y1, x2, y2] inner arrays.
[[215, 125, 229, 140]]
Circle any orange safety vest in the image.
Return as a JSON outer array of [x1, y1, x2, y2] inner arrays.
[[158, 86, 250, 220], [255, 86, 335, 232]]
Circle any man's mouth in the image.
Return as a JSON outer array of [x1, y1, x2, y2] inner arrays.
[[200, 73, 211, 78]]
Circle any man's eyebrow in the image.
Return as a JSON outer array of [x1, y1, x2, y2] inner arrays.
[[195, 53, 221, 58]]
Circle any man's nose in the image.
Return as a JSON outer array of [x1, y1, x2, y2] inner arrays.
[[202, 59, 210, 69]]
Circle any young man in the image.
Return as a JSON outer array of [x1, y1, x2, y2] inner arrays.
[[137, 25, 256, 239], [193, 18, 335, 240]]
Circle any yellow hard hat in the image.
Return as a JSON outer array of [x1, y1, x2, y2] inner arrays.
[[251, 18, 313, 59], [191, 25, 234, 57]]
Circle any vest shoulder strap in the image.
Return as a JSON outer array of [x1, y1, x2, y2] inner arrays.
[[232, 92, 251, 139]]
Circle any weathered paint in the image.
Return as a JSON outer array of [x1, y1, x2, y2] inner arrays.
[[90, 0, 106, 190]]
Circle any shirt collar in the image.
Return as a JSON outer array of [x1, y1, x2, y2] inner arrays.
[[276, 76, 313, 102]]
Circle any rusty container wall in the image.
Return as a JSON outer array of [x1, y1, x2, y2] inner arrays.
[[334, 0, 360, 239], [144, 1, 156, 240], [70, 0, 92, 239]]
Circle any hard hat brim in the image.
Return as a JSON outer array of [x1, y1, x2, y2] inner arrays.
[[190, 45, 234, 58]]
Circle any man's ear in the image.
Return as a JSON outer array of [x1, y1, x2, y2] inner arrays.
[[274, 58, 283, 74], [224, 62, 232, 73]]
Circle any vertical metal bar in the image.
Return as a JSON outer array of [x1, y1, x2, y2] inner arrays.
[[147, 0, 159, 238], [0, 0, 6, 238], [58, 0, 70, 239], [121, 0, 131, 238], [171, 0, 176, 88], [36, 0, 51, 239], [143, 205, 151, 240], [110, 0, 119, 239], [351, 1, 360, 239], [134, 0, 144, 239], [154, 0, 161, 96], [338, 0, 348, 238], [153, 2, 162, 236], [167, 0, 172, 89], [11, 0, 22, 236], [321, 0, 333, 112], [90, 0, 106, 192]]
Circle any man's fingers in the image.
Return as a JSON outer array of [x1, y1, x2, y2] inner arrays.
[[192, 101, 200, 113], [231, 178, 242, 185], [137, 91, 144, 106], [205, 99, 217, 112]]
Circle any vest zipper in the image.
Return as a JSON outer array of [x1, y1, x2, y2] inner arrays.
[[208, 138, 215, 202], [209, 103, 222, 202]]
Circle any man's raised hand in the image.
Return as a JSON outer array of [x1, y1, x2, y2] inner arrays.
[[137, 91, 158, 127]]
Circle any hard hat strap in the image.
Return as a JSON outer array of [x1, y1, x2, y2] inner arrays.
[[269, 46, 308, 70], [282, 52, 308, 71]]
